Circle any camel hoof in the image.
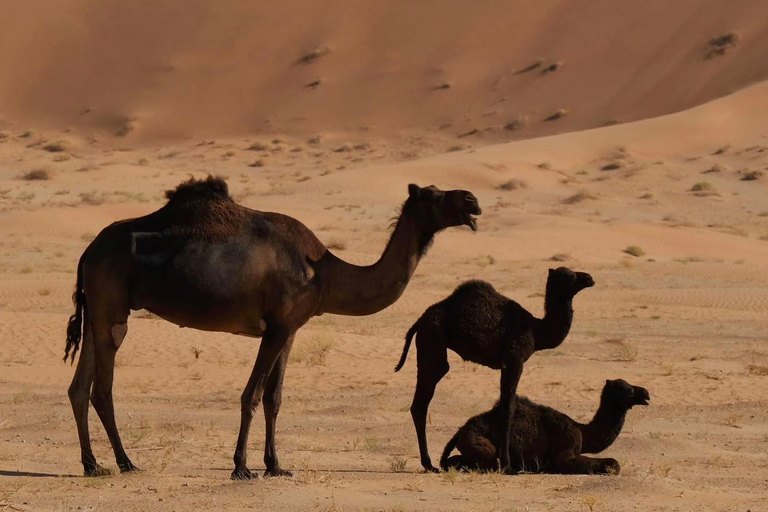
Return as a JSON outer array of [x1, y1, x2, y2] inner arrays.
[[119, 462, 141, 473], [423, 466, 440, 474], [84, 464, 111, 477], [231, 467, 258, 481], [264, 468, 293, 478]]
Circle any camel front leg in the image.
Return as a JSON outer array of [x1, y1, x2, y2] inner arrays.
[[232, 325, 292, 480], [262, 334, 295, 477], [555, 455, 620, 475], [497, 357, 523, 474]]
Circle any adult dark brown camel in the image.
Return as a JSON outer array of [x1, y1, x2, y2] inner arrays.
[[394, 268, 594, 472], [64, 176, 481, 480], [440, 379, 650, 474]]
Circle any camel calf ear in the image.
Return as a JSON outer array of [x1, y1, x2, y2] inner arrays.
[[408, 184, 421, 199]]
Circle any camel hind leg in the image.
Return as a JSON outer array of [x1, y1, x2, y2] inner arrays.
[[409, 327, 449, 473], [68, 313, 110, 476], [89, 314, 138, 473]]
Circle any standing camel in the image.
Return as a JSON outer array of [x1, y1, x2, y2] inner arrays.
[[64, 176, 481, 480]]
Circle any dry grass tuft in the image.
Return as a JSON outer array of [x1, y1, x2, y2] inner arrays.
[[690, 181, 714, 192], [549, 253, 570, 262], [290, 335, 334, 366], [747, 364, 768, 376], [603, 338, 638, 362], [326, 238, 346, 250]]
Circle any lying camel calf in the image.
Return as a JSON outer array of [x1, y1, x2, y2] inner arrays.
[[441, 379, 649, 475]]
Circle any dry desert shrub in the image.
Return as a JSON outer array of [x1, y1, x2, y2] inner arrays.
[[562, 191, 595, 204], [42, 140, 68, 152], [544, 109, 568, 121], [247, 142, 269, 151], [541, 61, 563, 75], [623, 245, 645, 257], [741, 170, 763, 181], [20, 169, 51, 181], [296, 46, 331, 65], [702, 163, 725, 174], [496, 179, 527, 191], [601, 161, 624, 171], [704, 32, 739, 59], [515, 59, 544, 74], [504, 115, 528, 131]]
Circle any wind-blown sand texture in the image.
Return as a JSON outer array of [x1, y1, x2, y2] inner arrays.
[[1, 1, 768, 511]]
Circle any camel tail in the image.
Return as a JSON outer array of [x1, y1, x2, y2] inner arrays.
[[440, 430, 461, 470], [393, 319, 420, 372], [64, 251, 87, 364]]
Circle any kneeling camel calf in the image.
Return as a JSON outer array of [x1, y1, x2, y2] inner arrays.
[[441, 379, 650, 474]]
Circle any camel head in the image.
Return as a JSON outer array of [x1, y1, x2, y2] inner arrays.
[[603, 379, 650, 409], [546, 267, 595, 298], [406, 184, 482, 232]]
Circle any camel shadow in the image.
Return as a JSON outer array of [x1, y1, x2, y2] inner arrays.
[[0, 469, 77, 478]]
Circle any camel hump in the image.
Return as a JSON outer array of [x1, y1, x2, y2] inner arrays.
[[164, 175, 231, 203]]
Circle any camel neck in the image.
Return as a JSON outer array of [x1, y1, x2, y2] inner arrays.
[[578, 399, 627, 454], [318, 213, 432, 316], [532, 290, 574, 351]]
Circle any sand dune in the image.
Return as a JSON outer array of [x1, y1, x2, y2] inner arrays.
[[3, 0, 768, 141]]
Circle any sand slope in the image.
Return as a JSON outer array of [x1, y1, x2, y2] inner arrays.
[[2, 0, 768, 141]]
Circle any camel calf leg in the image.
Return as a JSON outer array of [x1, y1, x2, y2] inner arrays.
[[410, 331, 449, 472]]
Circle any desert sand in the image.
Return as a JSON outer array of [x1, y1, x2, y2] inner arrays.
[[1, 1, 767, 511]]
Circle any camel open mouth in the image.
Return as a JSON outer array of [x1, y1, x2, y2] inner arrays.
[[464, 214, 478, 231]]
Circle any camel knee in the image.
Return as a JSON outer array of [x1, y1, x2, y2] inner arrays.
[[241, 393, 261, 415]]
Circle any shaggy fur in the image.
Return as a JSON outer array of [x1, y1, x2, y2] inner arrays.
[[441, 379, 650, 474], [395, 267, 594, 472]]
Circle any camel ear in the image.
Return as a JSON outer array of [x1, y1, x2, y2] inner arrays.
[[606, 379, 611, 386], [408, 184, 421, 199], [548, 268, 555, 275]]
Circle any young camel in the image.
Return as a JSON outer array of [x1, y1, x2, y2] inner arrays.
[[65, 176, 481, 480], [440, 379, 650, 474], [394, 268, 594, 472]]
